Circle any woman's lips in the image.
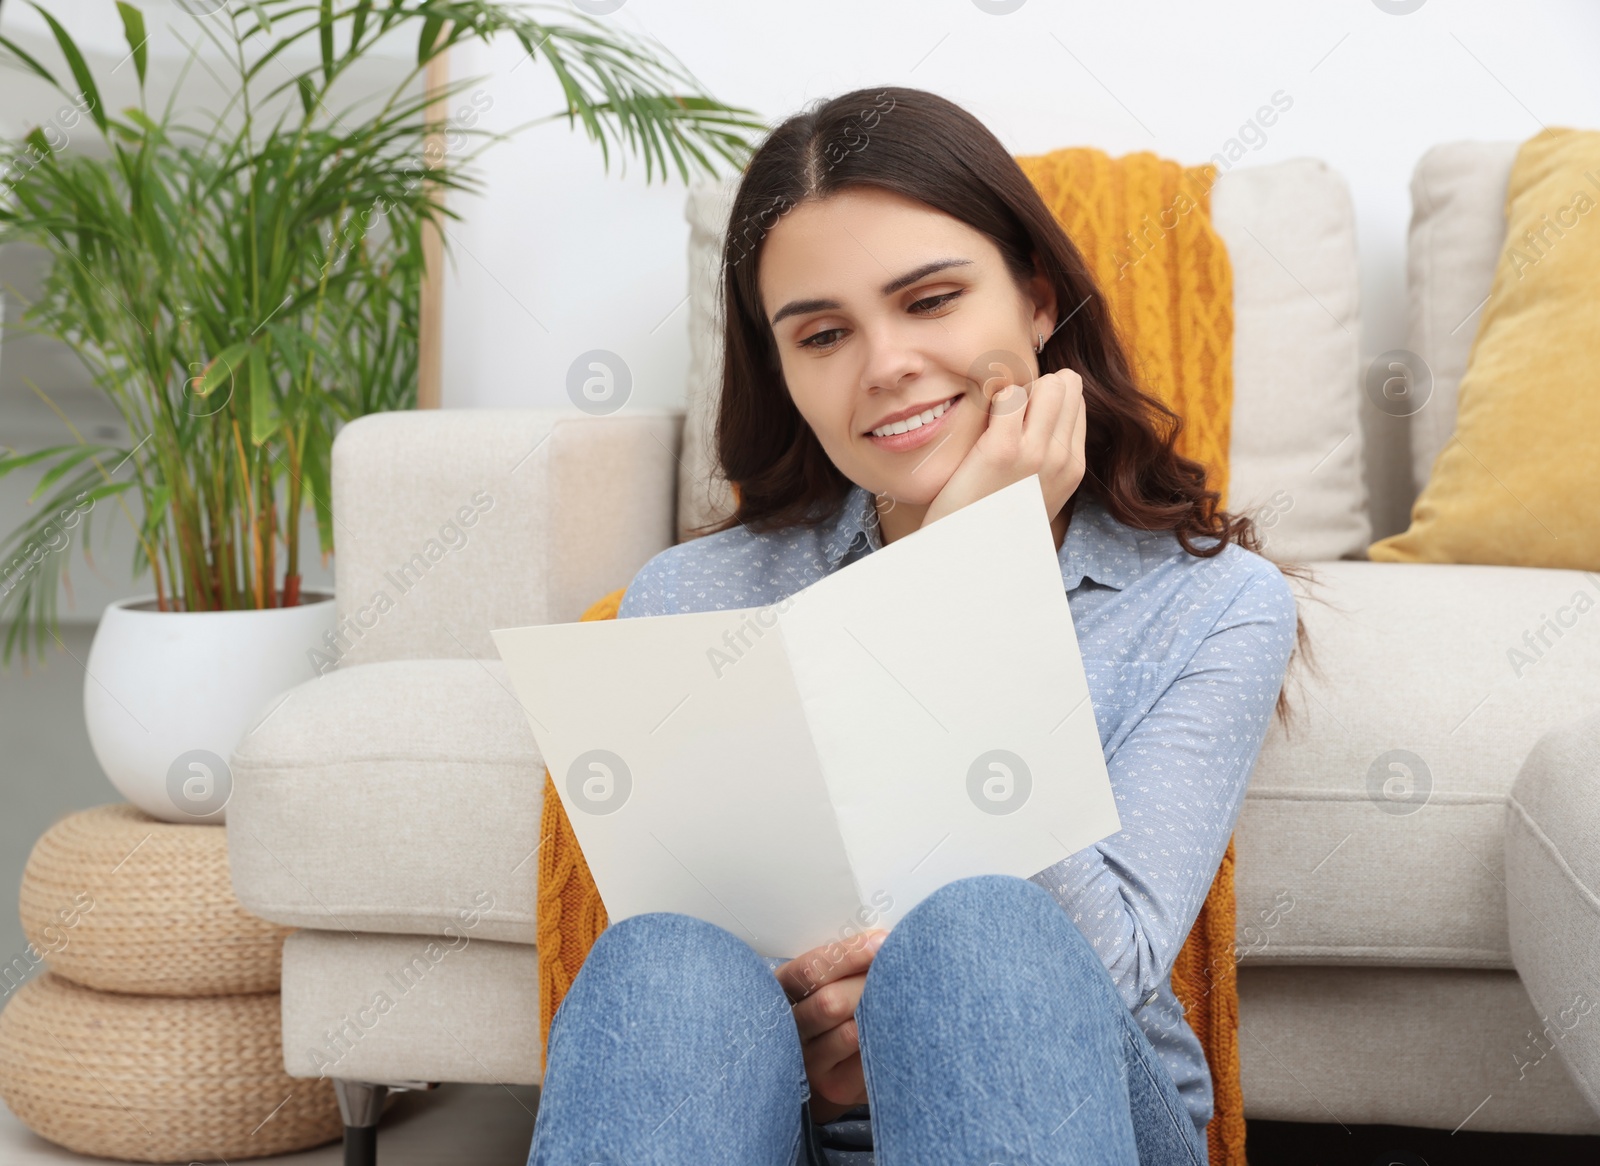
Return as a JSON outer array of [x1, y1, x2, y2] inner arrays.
[[864, 394, 962, 453]]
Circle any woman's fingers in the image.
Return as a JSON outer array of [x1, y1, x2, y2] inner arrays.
[[803, 1015, 862, 1074], [809, 1049, 867, 1111], [991, 368, 1073, 465], [1022, 371, 1068, 459], [986, 377, 1029, 438], [1021, 369, 1082, 502], [1052, 372, 1087, 496], [774, 930, 884, 1004], [791, 971, 867, 1043]]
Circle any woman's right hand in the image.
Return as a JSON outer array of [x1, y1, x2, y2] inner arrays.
[[773, 929, 889, 1124], [921, 367, 1086, 536]]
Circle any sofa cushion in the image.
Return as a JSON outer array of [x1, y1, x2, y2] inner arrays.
[[1504, 709, 1600, 1115], [680, 179, 741, 544], [1209, 157, 1368, 562], [227, 659, 544, 944], [1374, 128, 1600, 569], [1234, 560, 1600, 970], [681, 156, 1369, 562], [1239, 965, 1600, 1134], [280, 930, 541, 1084], [1404, 140, 1520, 496]]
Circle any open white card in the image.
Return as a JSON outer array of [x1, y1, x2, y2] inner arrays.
[[490, 475, 1120, 959]]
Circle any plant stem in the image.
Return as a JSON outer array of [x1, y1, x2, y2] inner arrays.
[[231, 417, 264, 609], [261, 454, 276, 607], [282, 423, 303, 607]]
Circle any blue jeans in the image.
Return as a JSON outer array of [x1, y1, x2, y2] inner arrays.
[[527, 873, 1209, 1165]]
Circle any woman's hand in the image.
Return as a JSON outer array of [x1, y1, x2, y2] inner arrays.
[[773, 929, 888, 1125], [922, 365, 1087, 536]]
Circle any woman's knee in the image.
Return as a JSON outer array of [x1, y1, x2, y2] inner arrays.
[[554, 912, 799, 1076], [872, 874, 1108, 991], [537, 913, 807, 1162], [579, 911, 781, 1006], [856, 875, 1128, 1073]]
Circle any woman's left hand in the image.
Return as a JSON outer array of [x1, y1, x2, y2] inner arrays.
[[774, 930, 888, 1124], [921, 366, 1087, 534]]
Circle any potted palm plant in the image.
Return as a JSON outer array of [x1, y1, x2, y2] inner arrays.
[[0, 0, 762, 821]]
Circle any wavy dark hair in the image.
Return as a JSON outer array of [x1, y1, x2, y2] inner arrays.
[[692, 85, 1322, 730]]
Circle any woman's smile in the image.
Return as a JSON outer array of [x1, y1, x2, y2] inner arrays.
[[862, 391, 964, 452]]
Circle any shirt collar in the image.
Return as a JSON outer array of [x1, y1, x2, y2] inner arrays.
[[820, 482, 883, 568], [1059, 494, 1143, 592], [821, 482, 1144, 591]]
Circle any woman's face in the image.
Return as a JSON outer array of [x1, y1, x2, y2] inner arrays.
[[758, 185, 1057, 527]]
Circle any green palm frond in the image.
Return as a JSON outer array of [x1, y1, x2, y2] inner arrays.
[[0, 0, 766, 669]]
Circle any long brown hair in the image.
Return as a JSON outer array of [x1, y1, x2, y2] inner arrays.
[[694, 85, 1322, 730]]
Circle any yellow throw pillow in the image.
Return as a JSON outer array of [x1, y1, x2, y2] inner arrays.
[[1368, 126, 1600, 569]]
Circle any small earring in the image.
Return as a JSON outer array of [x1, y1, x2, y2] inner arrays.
[[1036, 332, 1045, 354]]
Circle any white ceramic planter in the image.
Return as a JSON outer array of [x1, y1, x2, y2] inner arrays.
[[83, 591, 337, 823]]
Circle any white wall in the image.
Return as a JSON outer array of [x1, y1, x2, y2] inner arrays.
[[438, 0, 1600, 422]]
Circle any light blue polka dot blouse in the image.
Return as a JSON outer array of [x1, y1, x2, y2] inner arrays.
[[617, 480, 1300, 1139]]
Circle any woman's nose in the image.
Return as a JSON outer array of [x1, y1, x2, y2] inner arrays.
[[856, 322, 923, 393]]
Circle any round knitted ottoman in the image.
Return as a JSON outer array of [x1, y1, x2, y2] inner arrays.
[[0, 973, 343, 1161], [18, 803, 290, 995], [0, 804, 341, 1161]]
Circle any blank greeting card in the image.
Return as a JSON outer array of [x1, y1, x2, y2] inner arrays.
[[491, 475, 1120, 958]]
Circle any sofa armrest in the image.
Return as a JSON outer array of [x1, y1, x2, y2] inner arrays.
[[228, 658, 544, 944], [1505, 709, 1600, 1116], [329, 408, 683, 668], [1235, 560, 1600, 970]]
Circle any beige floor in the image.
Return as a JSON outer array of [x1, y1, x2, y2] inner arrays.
[[0, 1083, 540, 1165]]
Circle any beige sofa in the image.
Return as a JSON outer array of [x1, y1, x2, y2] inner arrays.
[[226, 141, 1600, 1159]]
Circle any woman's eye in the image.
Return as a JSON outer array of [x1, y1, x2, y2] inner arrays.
[[799, 327, 845, 351], [910, 290, 961, 313]]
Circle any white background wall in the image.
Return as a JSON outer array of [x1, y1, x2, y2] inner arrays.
[[3, 0, 1600, 620], [436, 0, 1600, 420]]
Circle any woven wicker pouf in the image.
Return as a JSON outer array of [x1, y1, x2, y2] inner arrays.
[[18, 803, 290, 995], [0, 804, 342, 1161], [0, 973, 343, 1161]]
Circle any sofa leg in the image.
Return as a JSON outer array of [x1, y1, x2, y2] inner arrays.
[[343, 1122, 379, 1166], [333, 1079, 440, 1166], [334, 1081, 386, 1166]]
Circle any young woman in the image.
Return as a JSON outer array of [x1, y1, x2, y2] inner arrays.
[[527, 86, 1312, 1166]]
